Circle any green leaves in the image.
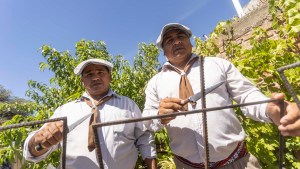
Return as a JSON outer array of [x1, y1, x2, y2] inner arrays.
[[1, 39, 162, 168], [194, 0, 300, 168]]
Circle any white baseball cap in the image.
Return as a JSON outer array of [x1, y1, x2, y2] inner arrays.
[[74, 58, 113, 75], [156, 23, 192, 49]]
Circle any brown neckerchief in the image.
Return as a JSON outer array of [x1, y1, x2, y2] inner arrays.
[[167, 56, 199, 111], [84, 95, 112, 152]]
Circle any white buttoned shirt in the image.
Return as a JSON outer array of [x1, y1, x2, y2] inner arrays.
[[143, 54, 271, 163], [23, 90, 156, 169]]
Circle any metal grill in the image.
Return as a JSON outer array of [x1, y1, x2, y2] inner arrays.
[[93, 99, 285, 169], [0, 61, 299, 169]]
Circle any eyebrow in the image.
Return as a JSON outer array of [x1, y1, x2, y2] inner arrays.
[[163, 30, 187, 41], [82, 67, 107, 74]]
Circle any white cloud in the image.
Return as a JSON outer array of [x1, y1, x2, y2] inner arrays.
[[177, 0, 209, 22]]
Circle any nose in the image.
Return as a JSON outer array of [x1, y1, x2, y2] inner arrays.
[[173, 38, 182, 45], [91, 74, 101, 81]]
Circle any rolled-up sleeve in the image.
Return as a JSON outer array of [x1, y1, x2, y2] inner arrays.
[[133, 105, 157, 160], [222, 59, 272, 122], [142, 75, 165, 131]]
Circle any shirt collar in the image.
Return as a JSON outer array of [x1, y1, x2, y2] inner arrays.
[[78, 89, 119, 102], [162, 53, 198, 72]]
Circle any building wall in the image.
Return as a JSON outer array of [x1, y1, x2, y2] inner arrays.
[[216, 2, 271, 57], [216, 1, 300, 58]]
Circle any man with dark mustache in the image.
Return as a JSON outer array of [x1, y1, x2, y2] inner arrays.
[[142, 23, 300, 169], [23, 59, 157, 169]]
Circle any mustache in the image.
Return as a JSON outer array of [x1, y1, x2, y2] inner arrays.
[[172, 45, 184, 52], [91, 80, 103, 85]]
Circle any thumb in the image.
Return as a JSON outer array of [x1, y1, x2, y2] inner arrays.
[[266, 93, 285, 125]]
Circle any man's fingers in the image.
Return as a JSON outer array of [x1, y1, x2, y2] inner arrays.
[[162, 97, 182, 104], [160, 98, 184, 111], [39, 130, 61, 148], [34, 121, 63, 148], [159, 108, 174, 115], [55, 121, 64, 133], [41, 141, 52, 148], [36, 132, 51, 148], [280, 102, 300, 124], [282, 131, 300, 137], [279, 120, 300, 131], [280, 125, 300, 136], [279, 102, 300, 137], [48, 128, 63, 144], [158, 97, 188, 124]]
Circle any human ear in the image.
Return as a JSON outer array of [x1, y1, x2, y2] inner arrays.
[[80, 78, 85, 87]]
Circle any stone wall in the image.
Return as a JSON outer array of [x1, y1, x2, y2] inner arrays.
[[216, 0, 300, 58]]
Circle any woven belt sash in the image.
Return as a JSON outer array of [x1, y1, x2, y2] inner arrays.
[[174, 142, 248, 169]]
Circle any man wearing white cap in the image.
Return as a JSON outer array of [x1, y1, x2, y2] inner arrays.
[[23, 58, 157, 169], [142, 23, 300, 169]]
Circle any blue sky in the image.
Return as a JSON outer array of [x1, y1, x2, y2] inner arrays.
[[0, 0, 249, 99]]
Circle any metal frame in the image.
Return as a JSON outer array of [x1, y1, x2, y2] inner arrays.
[[0, 117, 68, 169], [93, 99, 285, 169], [0, 61, 299, 169]]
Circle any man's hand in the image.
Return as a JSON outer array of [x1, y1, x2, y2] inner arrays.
[[158, 98, 185, 124], [266, 93, 300, 136], [29, 121, 63, 156]]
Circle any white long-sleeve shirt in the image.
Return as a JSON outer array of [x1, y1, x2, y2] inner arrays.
[[23, 90, 156, 169], [143, 54, 271, 163]]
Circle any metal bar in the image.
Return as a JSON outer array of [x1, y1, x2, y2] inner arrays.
[[277, 63, 300, 109], [0, 117, 68, 169], [94, 99, 281, 127], [277, 62, 300, 72], [279, 100, 285, 169], [276, 62, 300, 169], [62, 118, 68, 169], [199, 56, 209, 169]]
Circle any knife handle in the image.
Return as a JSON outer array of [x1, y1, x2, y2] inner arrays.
[[35, 143, 44, 151]]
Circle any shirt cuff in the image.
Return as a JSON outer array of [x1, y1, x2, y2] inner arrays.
[[260, 102, 273, 123], [139, 137, 157, 160]]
